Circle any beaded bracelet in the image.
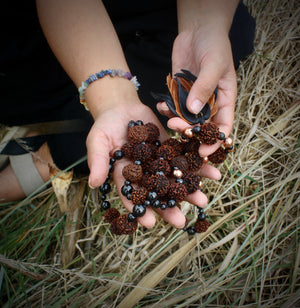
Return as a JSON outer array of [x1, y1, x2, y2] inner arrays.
[[78, 69, 140, 111]]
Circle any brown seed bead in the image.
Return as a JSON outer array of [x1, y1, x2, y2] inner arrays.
[[194, 219, 210, 233], [162, 138, 184, 156], [151, 173, 170, 198], [133, 143, 153, 163], [183, 127, 193, 139], [168, 182, 188, 202], [183, 137, 200, 154], [121, 142, 135, 159], [185, 152, 203, 171], [104, 208, 120, 223], [170, 156, 189, 173], [182, 172, 202, 194], [224, 137, 233, 148], [111, 214, 138, 235], [145, 122, 160, 143], [208, 147, 228, 164], [122, 163, 143, 182], [128, 125, 149, 145], [156, 144, 176, 161], [198, 122, 220, 145], [131, 186, 148, 205], [150, 158, 171, 175]]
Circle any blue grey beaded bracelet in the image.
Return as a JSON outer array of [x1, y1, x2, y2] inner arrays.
[[78, 69, 140, 110]]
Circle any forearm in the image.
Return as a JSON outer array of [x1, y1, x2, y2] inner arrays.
[[36, 0, 139, 118], [177, 0, 240, 33]]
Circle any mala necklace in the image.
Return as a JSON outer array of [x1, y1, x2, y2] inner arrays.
[[99, 70, 234, 235]]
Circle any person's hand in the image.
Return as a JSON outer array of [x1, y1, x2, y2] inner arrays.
[[157, 25, 237, 158], [86, 100, 220, 229]]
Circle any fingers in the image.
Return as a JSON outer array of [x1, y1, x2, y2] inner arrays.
[[156, 102, 175, 118]]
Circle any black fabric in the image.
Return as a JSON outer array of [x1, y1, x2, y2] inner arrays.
[[0, 1, 255, 175]]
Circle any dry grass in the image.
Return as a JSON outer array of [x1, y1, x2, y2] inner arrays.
[[1, 0, 299, 307]]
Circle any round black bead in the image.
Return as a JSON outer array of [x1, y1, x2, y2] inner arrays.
[[198, 207, 204, 214], [125, 180, 131, 185], [148, 191, 158, 202], [186, 226, 196, 235], [101, 200, 111, 211], [160, 203, 167, 210], [134, 160, 142, 165], [128, 213, 136, 222], [133, 204, 146, 217], [154, 140, 161, 147], [113, 150, 124, 160], [176, 178, 184, 184], [128, 120, 136, 128], [219, 132, 226, 140], [109, 163, 114, 173], [100, 182, 111, 194], [136, 120, 144, 126], [192, 126, 201, 134], [152, 199, 161, 209], [121, 184, 133, 196], [226, 146, 234, 152], [198, 212, 206, 221], [110, 157, 116, 165], [167, 199, 176, 208], [144, 200, 151, 207], [100, 194, 106, 201], [126, 193, 132, 200]]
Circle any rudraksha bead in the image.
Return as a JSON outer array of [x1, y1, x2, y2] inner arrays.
[[149, 158, 171, 175], [104, 208, 120, 223], [194, 219, 210, 233], [156, 144, 176, 161], [128, 125, 149, 145], [122, 163, 143, 182], [145, 122, 160, 143], [170, 156, 189, 173], [131, 186, 148, 205], [208, 147, 228, 164], [110, 214, 138, 235], [121, 142, 135, 159], [182, 172, 202, 194], [185, 152, 203, 171], [133, 142, 153, 163], [162, 138, 184, 156], [197, 122, 220, 145], [167, 182, 188, 202]]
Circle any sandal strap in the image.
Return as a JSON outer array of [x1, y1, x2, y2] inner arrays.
[[9, 153, 45, 197]]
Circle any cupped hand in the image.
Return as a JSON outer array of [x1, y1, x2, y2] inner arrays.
[[86, 101, 220, 229], [158, 25, 237, 157]]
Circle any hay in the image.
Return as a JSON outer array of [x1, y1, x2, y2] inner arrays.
[[1, 0, 299, 307]]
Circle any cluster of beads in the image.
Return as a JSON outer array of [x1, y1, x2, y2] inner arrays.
[[78, 69, 140, 110], [99, 120, 234, 236]]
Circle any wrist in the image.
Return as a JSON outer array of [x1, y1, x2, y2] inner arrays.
[[84, 76, 141, 119]]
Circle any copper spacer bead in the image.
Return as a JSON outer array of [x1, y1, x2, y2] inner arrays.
[[224, 137, 233, 148], [173, 169, 183, 178], [183, 128, 193, 139], [203, 156, 209, 164], [198, 181, 203, 189]]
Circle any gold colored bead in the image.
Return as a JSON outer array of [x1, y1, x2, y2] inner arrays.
[[183, 128, 193, 139], [203, 156, 209, 163], [224, 137, 233, 148], [198, 181, 203, 189], [173, 169, 183, 178]]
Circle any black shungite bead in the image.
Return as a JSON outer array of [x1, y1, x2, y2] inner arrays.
[[128, 120, 136, 128], [219, 132, 226, 140], [148, 191, 158, 202], [110, 157, 116, 165], [126, 193, 132, 200], [133, 204, 146, 217], [154, 140, 161, 147], [186, 226, 196, 235], [152, 199, 161, 208], [198, 212, 206, 221], [100, 182, 111, 194], [198, 207, 204, 213], [101, 200, 111, 211], [160, 203, 167, 210], [109, 163, 114, 173], [192, 126, 201, 134], [128, 213, 136, 222], [136, 120, 144, 126], [114, 150, 124, 160], [144, 200, 151, 207], [226, 146, 234, 152], [134, 160, 142, 165], [121, 184, 133, 196], [176, 178, 184, 184], [125, 180, 131, 185], [167, 199, 176, 208], [100, 194, 106, 201]]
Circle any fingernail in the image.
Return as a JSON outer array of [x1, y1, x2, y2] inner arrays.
[[190, 99, 204, 114], [88, 178, 96, 190]]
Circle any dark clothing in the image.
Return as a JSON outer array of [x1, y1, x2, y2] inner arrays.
[[0, 1, 255, 174]]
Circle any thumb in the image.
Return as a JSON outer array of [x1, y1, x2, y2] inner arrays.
[[187, 62, 223, 115]]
